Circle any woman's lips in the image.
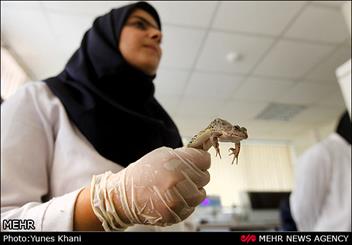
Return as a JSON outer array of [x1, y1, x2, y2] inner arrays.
[[144, 45, 159, 54]]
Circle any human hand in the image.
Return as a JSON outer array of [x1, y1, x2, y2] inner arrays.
[[90, 146, 211, 231]]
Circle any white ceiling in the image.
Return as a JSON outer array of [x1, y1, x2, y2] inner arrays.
[[1, 1, 351, 142]]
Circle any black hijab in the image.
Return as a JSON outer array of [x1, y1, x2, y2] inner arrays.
[[336, 111, 351, 145], [43, 2, 183, 167]]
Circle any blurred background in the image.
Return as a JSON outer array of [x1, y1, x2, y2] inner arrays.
[[1, 1, 351, 231]]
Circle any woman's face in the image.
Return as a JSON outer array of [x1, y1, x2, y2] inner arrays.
[[119, 9, 162, 76]]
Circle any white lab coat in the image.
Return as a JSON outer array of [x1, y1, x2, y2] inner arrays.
[[290, 133, 351, 231], [1, 82, 185, 231]]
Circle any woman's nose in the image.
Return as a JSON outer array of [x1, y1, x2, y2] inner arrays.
[[150, 29, 162, 44]]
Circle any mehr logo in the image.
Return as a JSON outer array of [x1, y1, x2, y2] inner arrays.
[[2, 219, 35, 230], [240, 234, 256, 243]]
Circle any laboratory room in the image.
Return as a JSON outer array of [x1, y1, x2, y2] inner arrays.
[[1, 1, 351, 233]]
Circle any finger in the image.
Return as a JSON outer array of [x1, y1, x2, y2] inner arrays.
[[181, 169, 210, 189], [174, 147, 211, 171], [162, 188, 195, 221], [170, 148, 211, 187], [175, 177, 207, 207], [184, 188, 206, 207]]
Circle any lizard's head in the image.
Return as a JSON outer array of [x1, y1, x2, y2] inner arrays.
[[232, 124, 248, 140]]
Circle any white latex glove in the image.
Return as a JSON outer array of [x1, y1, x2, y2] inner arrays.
[[90, 146, 211, 231]]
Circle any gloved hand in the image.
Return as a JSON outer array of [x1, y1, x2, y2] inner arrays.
[[90, 146, 211, 231]]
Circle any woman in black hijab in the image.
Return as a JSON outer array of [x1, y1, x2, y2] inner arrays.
[[70, 2, 211, 231], [1, 2, 211, 232], [44, 1, 183, 166]]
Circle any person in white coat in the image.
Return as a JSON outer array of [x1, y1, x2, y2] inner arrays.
[[1, 2, 211, 231], [290, 111, 351, 231]]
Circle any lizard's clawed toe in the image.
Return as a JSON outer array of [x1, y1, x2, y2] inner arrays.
[[228, 148, 238, 165], [215, 149, 222, 159]]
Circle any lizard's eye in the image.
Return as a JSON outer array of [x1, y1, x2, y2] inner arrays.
[[234, 125, 240, 130]]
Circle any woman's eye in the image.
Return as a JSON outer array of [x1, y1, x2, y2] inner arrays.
[[133, 21, 148, 30]]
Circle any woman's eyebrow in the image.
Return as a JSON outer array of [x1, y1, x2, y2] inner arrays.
[[129, 15, 159, 30]]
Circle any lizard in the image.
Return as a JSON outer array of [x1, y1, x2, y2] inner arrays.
[[187, 118, 248, 164]]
